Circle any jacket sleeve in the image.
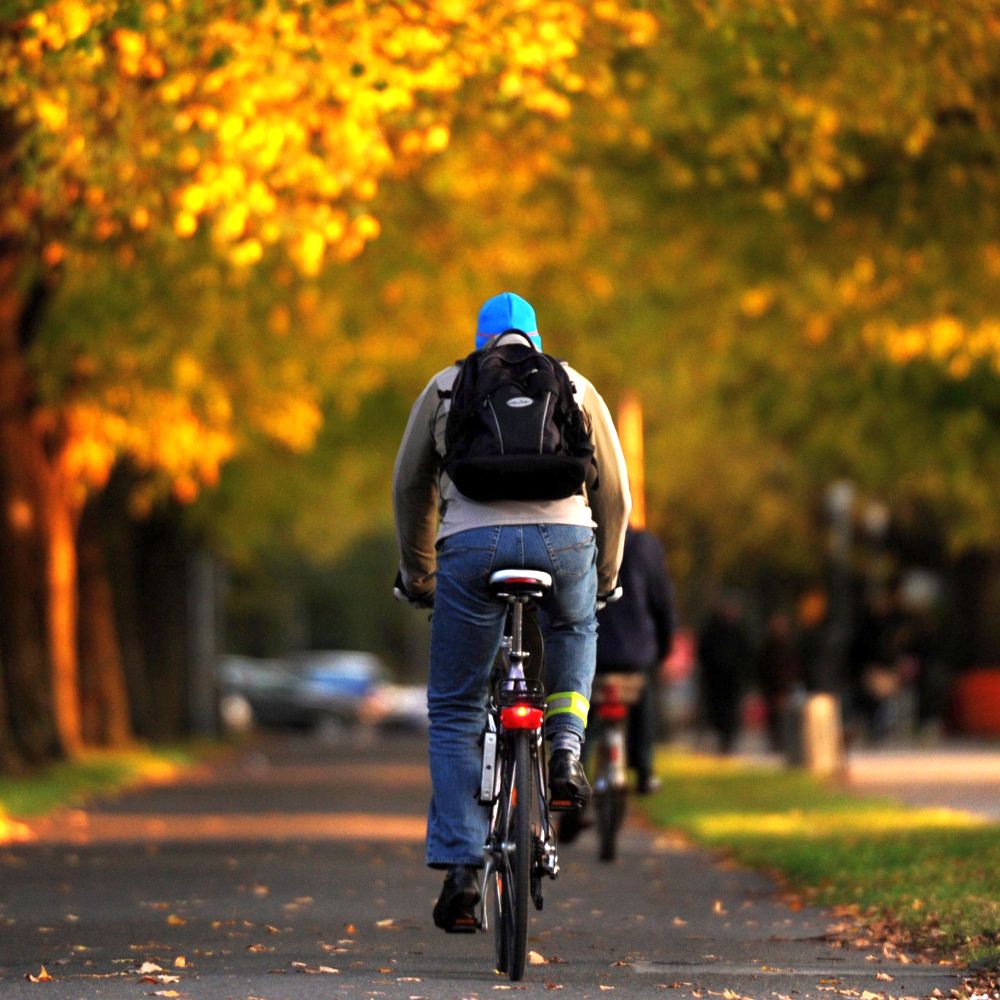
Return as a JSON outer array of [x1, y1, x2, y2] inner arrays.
[[392, 377, 442, 598], [580, 380, 632, 594]]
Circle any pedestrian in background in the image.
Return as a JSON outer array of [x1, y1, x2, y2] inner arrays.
[[594, 525, 676, 793], [754, 610, 804, 754], [849, 591, 904, 744], [697, 593, 752, 754]]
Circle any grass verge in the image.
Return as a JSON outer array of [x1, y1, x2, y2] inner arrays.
[[0, 744, 200, 838], [643, 749, 1000, 965]]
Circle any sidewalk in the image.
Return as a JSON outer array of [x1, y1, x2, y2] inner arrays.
[[844, 741, 1000, 820], [0, 732, 964, 1000], [717, 727, 1000, 821]]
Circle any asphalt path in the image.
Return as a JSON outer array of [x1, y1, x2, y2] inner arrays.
[[0, 733, 963, 1000]]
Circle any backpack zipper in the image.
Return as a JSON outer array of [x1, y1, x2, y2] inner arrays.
[[486, 399, 505, 454], [537, 393, 552, 454]]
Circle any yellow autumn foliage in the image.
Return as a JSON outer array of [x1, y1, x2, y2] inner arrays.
[[2, 0, 651, 274]]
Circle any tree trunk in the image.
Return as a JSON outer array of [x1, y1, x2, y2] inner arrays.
[[78, 497, 134, 747], [0, 250, 85, 758], [97, 467, 152, 738], [135, 508, 192, 739], [0, 649, 26, 773], [43, 465, 84, 755], [0, 254, 61, 762]]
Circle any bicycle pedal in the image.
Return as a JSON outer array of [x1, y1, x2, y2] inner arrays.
[[548, 796, 586, 812], [443, 916, 480, 934]]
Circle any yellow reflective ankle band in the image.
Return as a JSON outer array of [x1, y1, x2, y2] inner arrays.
[[544, 691, 590, 724]]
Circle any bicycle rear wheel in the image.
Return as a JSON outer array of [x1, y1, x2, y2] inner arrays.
[[596, 786, 626, 862], [492, 730, 532, 980]]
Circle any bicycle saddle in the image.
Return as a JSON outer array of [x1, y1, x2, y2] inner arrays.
[[488, 568, 553, 597]]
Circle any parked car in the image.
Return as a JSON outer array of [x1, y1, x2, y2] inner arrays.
[[217, 650, 426, 734], [364, 683, 429, 732], [290, 650, 392, 728], [216, 654, 311, 732]]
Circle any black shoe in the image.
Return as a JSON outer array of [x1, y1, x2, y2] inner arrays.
[[636, 773, 661, 796], [548, 749, 591, 811], [432, 865, 481, 933]]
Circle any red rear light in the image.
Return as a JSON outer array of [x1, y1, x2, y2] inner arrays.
[[596, 702, 628, 722], [500, 704, 544, 730]]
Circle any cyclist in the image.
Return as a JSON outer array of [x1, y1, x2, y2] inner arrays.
[[595, 526, 676, 794], [392, 292, 631, 932]]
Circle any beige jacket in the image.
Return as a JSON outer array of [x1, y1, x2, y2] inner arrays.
[[392, 341, 631, 598]]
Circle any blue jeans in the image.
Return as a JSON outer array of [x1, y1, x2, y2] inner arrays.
[[426, 524, 598, 868]]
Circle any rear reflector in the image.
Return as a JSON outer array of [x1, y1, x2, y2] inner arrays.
[[596, 703, 628, 722], [500, 704, 544, 730]]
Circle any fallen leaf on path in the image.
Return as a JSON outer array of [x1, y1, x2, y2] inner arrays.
[[875, 973, 894, 982], [246, 944, 273, 953], [265, 925, 281, 935], [599, 987, 615, 991], [288, 964, 338, 975], [528, 951, 547, 965], [375, 918, 400, 928], [672, 917, 687, 926], [26, 966, 52, 983], [712, 900, 727, 916], [173, 957, 186, 968], [722, 989, 742, 999], [252, 885, 269, 896], [343, 923, 357, 934], [136, 963, 163, 975], [860, 991, 883, 1000], [166, 915, 186, 926], [544, 983, 563, 990], [397, 977, 421, 982], [151, 991, 180, 997]]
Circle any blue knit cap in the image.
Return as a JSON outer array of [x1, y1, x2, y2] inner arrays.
[[475, 292, 542, 351]]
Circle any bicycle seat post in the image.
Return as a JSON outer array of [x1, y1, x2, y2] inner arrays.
[[487, 569, 552, 695], [507, 598, 528, 690]]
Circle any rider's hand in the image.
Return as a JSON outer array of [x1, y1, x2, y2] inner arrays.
[[393, 571, 434, 609], [596, 586, 623, 612]]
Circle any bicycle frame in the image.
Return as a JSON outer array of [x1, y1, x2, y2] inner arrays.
[[478, 580, 559, 967]]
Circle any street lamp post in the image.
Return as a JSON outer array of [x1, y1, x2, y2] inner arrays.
[[796, 481, 855, 776], [823, 479, 857, 695]]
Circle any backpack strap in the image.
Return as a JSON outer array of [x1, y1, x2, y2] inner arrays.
[[485, 331, 538, 351], [437, 361, 465, 399]]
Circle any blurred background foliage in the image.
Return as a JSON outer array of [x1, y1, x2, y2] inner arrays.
[[3, 0, 1000, 761]]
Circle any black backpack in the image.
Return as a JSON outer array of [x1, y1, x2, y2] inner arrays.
[[441, 334, 597, 502]]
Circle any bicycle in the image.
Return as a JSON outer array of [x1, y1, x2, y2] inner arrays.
[[555, 671, 645, 862], [477, 568, 561, 982], [395, 566, 596, 980], [588, 672, 646, 862]]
